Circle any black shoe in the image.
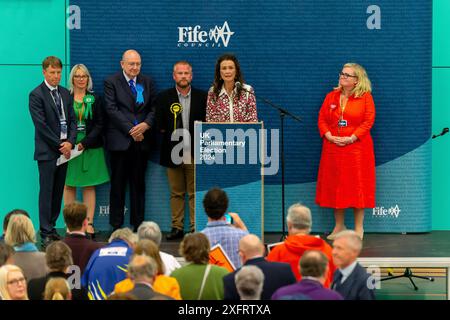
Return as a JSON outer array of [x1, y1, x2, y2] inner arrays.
[[50, 232, 62, 241], [41, 236, 54, 250], [166, 228, 184, 240]]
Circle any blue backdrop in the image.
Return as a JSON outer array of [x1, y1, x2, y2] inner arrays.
[[70, 0, 431, 232]]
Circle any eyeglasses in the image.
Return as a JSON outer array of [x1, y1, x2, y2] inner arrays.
[[7, 277, 26, 286], [339, 72, 358, 79], [74, 75, 89, 79]]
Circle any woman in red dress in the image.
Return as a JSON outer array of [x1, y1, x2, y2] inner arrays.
[[316, 63, 375, 240]]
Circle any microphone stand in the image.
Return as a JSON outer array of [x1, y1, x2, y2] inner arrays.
[[238, 84, 302, 241]]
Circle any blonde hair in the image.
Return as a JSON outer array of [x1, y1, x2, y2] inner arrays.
[[0, 265, 28, 300], [108, 228, 137, 244], [44, 277, 71, 300], [69, 63, 93, 93], [335, 62, 372, 98], [5, 214, 36, 246]]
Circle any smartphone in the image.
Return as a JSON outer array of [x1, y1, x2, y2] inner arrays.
[[224, 213, 234, 224]]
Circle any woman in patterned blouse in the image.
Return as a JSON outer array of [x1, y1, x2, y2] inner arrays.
[[206, 54, 258, 122]]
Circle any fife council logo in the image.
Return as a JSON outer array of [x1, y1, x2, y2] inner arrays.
[[372, 205, 401, 218], [177, 21, 235, 48]]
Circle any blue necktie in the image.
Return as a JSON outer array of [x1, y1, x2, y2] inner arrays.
[[51, 89, 63, 117], [129, 79, 137, 96]]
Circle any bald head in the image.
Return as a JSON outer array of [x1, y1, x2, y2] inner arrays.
[[121, 49, 142, 79], [239, 234, 265, 263], [122, 49, 141, 61]]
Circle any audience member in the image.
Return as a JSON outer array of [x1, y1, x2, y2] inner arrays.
[[235, 265, 264, 300], [272, 250, 343, 300], [201, 188, 248, 268], [44, 277, 72, 300], [62, 202, 103, 273], [27, 241, 88, 300], [0, 243, 15, 267], [114, 239, 181, 299], [1, 209, 30, 243], [0, 264, 28, 300], [331, 230, 375, 300], [171, 233, 229, 300], [127, 254, 173, 300], [4, 214, 47, 282], [267, 203, 336, 287], [223, 234, 296, 300], [82, 228, 135, 299], [137, 221, 181, 275]]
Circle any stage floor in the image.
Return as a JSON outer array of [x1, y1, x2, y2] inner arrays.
[[156, 231, 450, 258]]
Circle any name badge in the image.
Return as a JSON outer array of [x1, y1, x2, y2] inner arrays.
[[60, 120, 68, 139], [338, 119, 348, 127]]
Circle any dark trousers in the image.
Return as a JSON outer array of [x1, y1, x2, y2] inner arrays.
[[109, 143, 149, 230], [38, 159, 67, 237]]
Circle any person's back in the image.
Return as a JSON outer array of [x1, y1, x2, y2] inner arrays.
[[267, 234, 335, 286], [63, 234, 103, 273], [13, 251, 47, 282], [171, 263, 229, 300], [62, 203, 104, 273], [82, 237, 133, 299], [201, 188, 249, 269]]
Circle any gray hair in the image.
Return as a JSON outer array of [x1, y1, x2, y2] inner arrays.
[[235, 265, 265, 300], [334, 230, 363, 253], [68, 64, 93, 93], [286, 203, 312, 232], [137, 221, 162, 246], [108, 228, 136, 244], [128, 255, 157, 281]]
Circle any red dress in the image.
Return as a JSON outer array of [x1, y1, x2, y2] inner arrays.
[[316, 89, 376, 209]]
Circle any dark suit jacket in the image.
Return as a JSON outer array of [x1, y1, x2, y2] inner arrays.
[[27, 271, 89, 300], [29, 82, 77, 160], [331, 263, 376, 300], [223, 257, 296, 300], [76, 93, 105, 149], [63, 233, 104, 274], [154, 87, 207, 167], [103, 71, 156, 151], [129, 283, 173, 300]]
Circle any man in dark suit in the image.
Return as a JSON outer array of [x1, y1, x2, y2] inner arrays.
[[103, 49, 156, 232], [331, 230, 376, 300], [154, 61, 207, 240], [223, 234, 296, 300], [127, 255, 172, 300], [62, 202, 103, 274], [29, 56, 77, 248]]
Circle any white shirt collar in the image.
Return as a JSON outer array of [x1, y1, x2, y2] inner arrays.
[[44, 79, 58, 91], [67, 231, 86, 236], [123, 71, 137, 84], [339, 260, 358, 280], [176, 86, 191, 98], [219, 85, 236, 98]]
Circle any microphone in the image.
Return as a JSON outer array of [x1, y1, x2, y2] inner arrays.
[[235, 81, 242, 90], [432, 127, 449, 139]]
